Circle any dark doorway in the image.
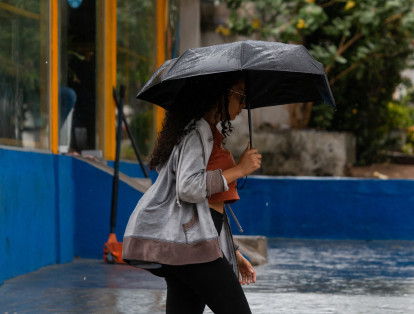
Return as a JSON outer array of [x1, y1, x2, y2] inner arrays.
[[63, 0, 97, 152]]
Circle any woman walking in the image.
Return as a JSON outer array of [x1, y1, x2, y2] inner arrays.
[[123, 72, 261, 313]]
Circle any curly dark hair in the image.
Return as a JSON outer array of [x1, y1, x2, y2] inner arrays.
[[148, 72, 242, 170]]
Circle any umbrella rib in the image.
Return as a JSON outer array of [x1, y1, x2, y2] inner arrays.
[[162, 49, 203, 82], [299, 45, 324, 72], [161, 57, 182, 82]]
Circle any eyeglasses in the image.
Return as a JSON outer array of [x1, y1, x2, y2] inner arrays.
[[228, 89, 246, 105]]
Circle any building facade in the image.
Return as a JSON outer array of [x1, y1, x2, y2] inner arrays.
[[0, 0, 180, 160], [0, 0, 178, 284]]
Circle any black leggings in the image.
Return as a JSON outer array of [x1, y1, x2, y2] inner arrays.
[[162, 209, 251, 314]]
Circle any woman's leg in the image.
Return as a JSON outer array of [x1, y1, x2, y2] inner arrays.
[[164, 274, 206, 314], [163, 257, 251, 314]]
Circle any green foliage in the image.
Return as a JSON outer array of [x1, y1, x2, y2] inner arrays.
[[117, 0, 157, 160], [0, 1, 46, 141], [0, 1, 42, 91], [385, 102, 414, 130], [117, 0, 156, 107], [402, 125, 414, 153], [222, 0, 414, 164]]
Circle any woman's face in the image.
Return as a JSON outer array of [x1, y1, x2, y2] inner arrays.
[[227, 79, 246, 120]]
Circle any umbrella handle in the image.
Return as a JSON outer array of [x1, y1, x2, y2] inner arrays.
[[240, 71, 251, 192], [244, 71, 253, 148], [247, 103, 253, 148], [237, 102, 251, 190]]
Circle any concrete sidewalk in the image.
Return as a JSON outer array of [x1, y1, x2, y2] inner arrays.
[[1, 239, 414, 313]]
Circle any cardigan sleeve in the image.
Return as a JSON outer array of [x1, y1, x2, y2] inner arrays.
[[206, 169, 229, 198], [176, 130, 227, 203]]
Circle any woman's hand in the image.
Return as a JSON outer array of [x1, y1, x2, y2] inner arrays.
[[222, 142, 262, 184], [236, 250, 256, 285], [236, 142, 262, 177]]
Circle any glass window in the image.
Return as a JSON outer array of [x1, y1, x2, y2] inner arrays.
[[116, 0, 157, 161], [0, 0, 50, 149], [166, 0, 179, 60], [117, 0, 181, 161], [59, 0, 97, 154]]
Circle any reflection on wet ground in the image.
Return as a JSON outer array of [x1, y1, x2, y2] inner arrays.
[[1, 239, 414, 313]]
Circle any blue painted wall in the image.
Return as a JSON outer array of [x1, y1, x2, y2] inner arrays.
[[56, 156, 75, 263], [73, 159, 144, 259], [0, 148, 75, 285], [101, 163, 414, 240], [2, 148, 414, 285], [230, 176, 414, 240], [0, 149, 146, 285]]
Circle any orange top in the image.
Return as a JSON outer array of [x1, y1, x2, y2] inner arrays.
[[207, 125, 240, 204]]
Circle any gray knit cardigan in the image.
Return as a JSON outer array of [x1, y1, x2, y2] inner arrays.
[[122, 118, 239, 274]]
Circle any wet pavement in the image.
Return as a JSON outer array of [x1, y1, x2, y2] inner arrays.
[[1, 239, 414, 313]]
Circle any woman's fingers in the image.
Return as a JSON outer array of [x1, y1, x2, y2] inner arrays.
[[248, 148, 258, 155], [240, 271, 255, 285], [247, 267, 256, 285], [252, 269, 257, 283], [241, 272, 247, 285], [249, 152, 262, 170], [237, 142, 263, 176]]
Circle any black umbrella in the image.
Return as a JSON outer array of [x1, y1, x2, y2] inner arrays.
[[137, 40, 335, 146]]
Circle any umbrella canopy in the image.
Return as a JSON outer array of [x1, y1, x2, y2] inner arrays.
[[137, 40, 336, 110]]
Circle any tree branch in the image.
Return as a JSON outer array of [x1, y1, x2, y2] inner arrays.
[[329, 48, 408, 85], [325, 33, 364, 73], [320, 0, 337, 8], [339, 33, 364, 55], [338, 34, 346, 49], [385, 13, 403, 24], [330, 63, 358, 85], [325, 8, 407, 75]]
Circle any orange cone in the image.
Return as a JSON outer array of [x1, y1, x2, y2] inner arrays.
[[103, 233, 125, 264]]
